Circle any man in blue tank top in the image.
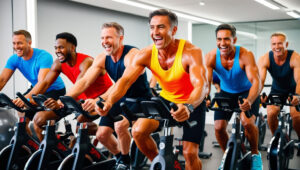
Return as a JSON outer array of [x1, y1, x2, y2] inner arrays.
[[205, 24, 262, 170], [66, 22, 152, 170], [0, 30, 65, 135], [258, 32, 300, 151]]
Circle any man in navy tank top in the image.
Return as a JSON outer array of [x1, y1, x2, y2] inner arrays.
[[205, 24, 263, 170], [67, 22, 152, 170], [258, 32, 300, 153]]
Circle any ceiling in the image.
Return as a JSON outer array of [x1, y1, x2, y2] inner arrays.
[[70, 0, 300, 24]]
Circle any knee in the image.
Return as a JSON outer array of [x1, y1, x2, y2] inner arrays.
[[96, 129, 110, 144], [33, 113, 46, 127], [132, 126, 147, 141], [115, 121, 129, 137], [215, 123, 226, 134], [183, 148, 198, 162]]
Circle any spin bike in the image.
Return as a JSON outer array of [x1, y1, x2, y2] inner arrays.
[[264, 93, 299, 170], [24, 94, 74, 170], [57, 96, 121, 170], [0, 92, 42, 170], [209, 96, 252, 170], [123, 96, 197, 170]]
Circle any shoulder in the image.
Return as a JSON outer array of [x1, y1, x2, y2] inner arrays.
[[36, 48, 52, 57], [239, 46, 254, 57], [183, 40, 201, 54], [257, 52, 270, 67], [290, 51, 300, 67]]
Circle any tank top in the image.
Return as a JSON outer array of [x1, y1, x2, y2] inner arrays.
[[268, 50, 296, 93], [61, 53, 112, 99], [150, 39, 193, 103], [105, 45, 151, 98], [215, 46, 252, 93]]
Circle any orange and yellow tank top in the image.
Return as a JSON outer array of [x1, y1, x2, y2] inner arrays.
[[150, 39, 194, 103]]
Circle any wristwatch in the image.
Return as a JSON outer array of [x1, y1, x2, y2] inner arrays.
[[184, 103, 194, 113]]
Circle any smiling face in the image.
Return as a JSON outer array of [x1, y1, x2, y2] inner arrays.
[[12, 34, 31, 57], [101, 27, 123, 56], [55, 38, 73, 63], [216, 29, 237, 56], [150, 15, 177, 49], [271, 35, 288, 58]]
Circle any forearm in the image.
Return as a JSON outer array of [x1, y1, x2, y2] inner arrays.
[[106, 78, 131, 105], [67, 79, 91, 99], [187, 81, 208, 107], [247, 80, 261, 104], [99, 84, 114, 101]]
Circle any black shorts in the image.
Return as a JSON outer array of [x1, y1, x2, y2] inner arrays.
[[270, 88, 295, 95], [23, 87, 66, 119], [214, 90, 259, 121], [157, 96, 206, 145], [99, 97, 149, 130]]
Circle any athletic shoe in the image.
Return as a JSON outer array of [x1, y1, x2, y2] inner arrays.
[[251, 152, 263, 170]]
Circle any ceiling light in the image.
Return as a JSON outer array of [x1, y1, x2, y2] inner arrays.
[[199, 1, 205, 6], [112, 0, 220, 25], [254, 0, 280, 10], [237, 31, 258, 39], [286, 11, 300, 18]]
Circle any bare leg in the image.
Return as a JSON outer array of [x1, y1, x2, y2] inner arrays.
[[183, 141, 201, 170], [132, 118, 159, 161], [267, 105, 280, 135], [214, 119, 229, 152], [241, 113, 259, 154]]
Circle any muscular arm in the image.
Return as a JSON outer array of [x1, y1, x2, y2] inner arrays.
[[0, 68, 14, 91], [204, 50, 216, 97], [243, 50, 262, 104], [257, 53, 269, 94], [24, 60, 62, 99], [76, 57, 93, 81], [186, 47, 208, 107], [66, 53, 106, 99], [291, 52, 300, 94], [106, 47, 151, 105]]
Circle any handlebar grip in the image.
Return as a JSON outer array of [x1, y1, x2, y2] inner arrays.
[[169, 103, 197, 128], [238, 96, 252, 118], [289, 93, 300, 112], [96, 100, 123, 122], [16, 92, 35, 108], [120, 102, 139, 121], [261, 93, 267, 108]]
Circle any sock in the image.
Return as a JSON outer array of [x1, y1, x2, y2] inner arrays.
[[120, 154, 130, 165], [115, 152, 122, 160]]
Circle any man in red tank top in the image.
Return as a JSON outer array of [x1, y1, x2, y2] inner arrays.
[[29, 32, 112, 141]]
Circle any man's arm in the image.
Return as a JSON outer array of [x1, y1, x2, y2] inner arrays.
[[76, 57, 93, 81], [0, 68, 14, 91], [243, 49, 262, 106], [24, 60, 62, 100], [66, 53, 106, 99], [291, 52, 300, 105], [204, 50, 216, 98], [186, 47, 208, 107], [257, 53, 269, 94], [100, 48, 152, 114]]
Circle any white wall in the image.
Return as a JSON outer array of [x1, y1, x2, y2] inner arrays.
[[0, 0, 29, 99], [37, 0, 153, 89]]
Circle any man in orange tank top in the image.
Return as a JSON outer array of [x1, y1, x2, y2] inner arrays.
[[28, 32, 112, 141], [95, 9, 208, 170]]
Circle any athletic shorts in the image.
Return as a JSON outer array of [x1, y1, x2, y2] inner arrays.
[[99, 97, 150, 130], [23, 87, 66, 119], [214, 90, 259, 121], [157, 96, 206, 145]]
